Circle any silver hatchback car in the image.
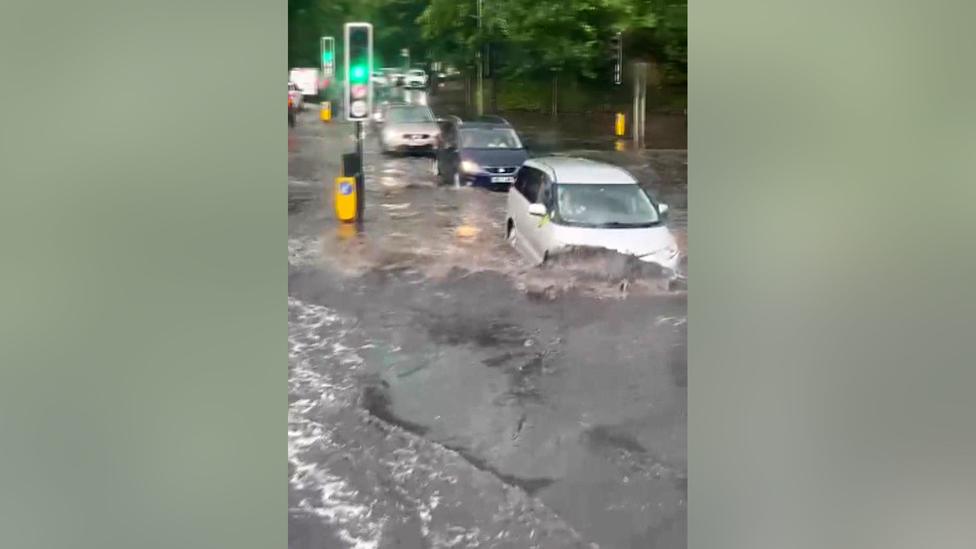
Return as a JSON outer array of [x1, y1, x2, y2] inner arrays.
[[506, 157, 679, 270]]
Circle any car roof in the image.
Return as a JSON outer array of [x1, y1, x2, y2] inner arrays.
[[523, 157, 638, 185], [449, 115, 512, 129]]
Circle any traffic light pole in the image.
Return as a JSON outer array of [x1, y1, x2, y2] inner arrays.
[[343, 22, 372, 225], [355, 121, 365, 225]]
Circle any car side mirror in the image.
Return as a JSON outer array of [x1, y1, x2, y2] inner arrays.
[[658, 203, 670, 216], [528, 203, 547, 217]]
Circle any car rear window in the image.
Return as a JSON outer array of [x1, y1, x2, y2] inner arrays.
[[387, 106, 434, 123]]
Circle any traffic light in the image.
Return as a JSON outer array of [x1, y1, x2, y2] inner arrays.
[[609, 32, 623, 85], [343, 23, 373, 121], [320, 36, 335, 78]]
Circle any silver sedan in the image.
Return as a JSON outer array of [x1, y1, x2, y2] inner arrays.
[[376, 105, 440, 154]]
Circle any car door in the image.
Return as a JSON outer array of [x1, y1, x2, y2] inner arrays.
[[523, 175, 558, 260], [509, 167, 545, 263], [436, 122, 458, 183]]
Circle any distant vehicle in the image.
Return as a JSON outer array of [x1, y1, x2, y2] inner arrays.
[[372, 87, 408, 123], [505, 157, 678, 269], [288, 88, 296, 127], [376, 104, 440, 154], [435, 116, 528, 190], [288, 68, 319, 97], [382, 68, 404, 87], [288, 82, 304, 112], [404, 69, 428, 89], [371, 71, 389, 87]]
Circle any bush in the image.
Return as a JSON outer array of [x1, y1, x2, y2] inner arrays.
[[493, 76, 683, 114]]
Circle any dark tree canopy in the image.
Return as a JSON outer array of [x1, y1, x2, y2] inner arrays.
[[289, 0, 686, 84]]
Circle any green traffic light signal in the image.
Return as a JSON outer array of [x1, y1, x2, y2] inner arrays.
[[344, 23, 372, 121], [350, 64, 367, 82]]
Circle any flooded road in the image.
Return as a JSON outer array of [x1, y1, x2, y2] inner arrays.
[[288, 92, 687, 549]]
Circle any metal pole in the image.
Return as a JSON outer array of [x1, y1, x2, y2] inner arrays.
[[639, 70, 647, 148], [551, 71, 558, 117], [355, 121, 364, 224], [632, 62, 647, 148], [632, 63, 640, 145], [476, 0, 484, 115]]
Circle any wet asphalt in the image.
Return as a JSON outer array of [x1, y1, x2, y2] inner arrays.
[[288, 93, 687, 549]]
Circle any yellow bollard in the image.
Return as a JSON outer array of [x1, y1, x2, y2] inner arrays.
[[614, 113, 626, 137], [334, 176, 357, 222], [320, 101, 332, 122]]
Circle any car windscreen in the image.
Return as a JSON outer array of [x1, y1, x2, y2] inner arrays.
[[554, 183, 661, 228], [375, 87, 405, 103], [459, 128, 522, 149], [386, 107, 434, 123]]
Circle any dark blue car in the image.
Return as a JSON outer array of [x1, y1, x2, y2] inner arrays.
[[435, 116, 529, 190]]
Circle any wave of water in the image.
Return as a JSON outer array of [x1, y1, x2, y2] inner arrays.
[[288, 297, 592, 549]]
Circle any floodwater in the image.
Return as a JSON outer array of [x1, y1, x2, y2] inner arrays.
[[288, 89, 687, 549]]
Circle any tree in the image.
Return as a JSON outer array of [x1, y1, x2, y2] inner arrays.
[[417, 0, 685, 83]]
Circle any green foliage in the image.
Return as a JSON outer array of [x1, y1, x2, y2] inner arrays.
[[496, 80, 547, 111], [419, 0, 685, 83], [289, 0, 686, 83]]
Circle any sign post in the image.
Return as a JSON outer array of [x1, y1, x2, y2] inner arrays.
[[610, 32, 623, 86]]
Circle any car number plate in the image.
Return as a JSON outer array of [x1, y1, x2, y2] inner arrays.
[[491, 176, 515, 183]]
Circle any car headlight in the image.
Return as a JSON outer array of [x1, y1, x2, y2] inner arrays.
[[383, 129, 396, 140], [460, 160, 481, 174]]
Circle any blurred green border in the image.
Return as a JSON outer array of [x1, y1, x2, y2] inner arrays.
[[691, 1, 976, 548], [0, 1, 283, 548], [4, 0, 976, 547]]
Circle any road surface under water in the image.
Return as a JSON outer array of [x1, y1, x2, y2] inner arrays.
[[288, 92, 687, 549]]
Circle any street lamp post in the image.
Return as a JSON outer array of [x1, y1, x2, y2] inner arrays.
[[475, 0, 484, 115]]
